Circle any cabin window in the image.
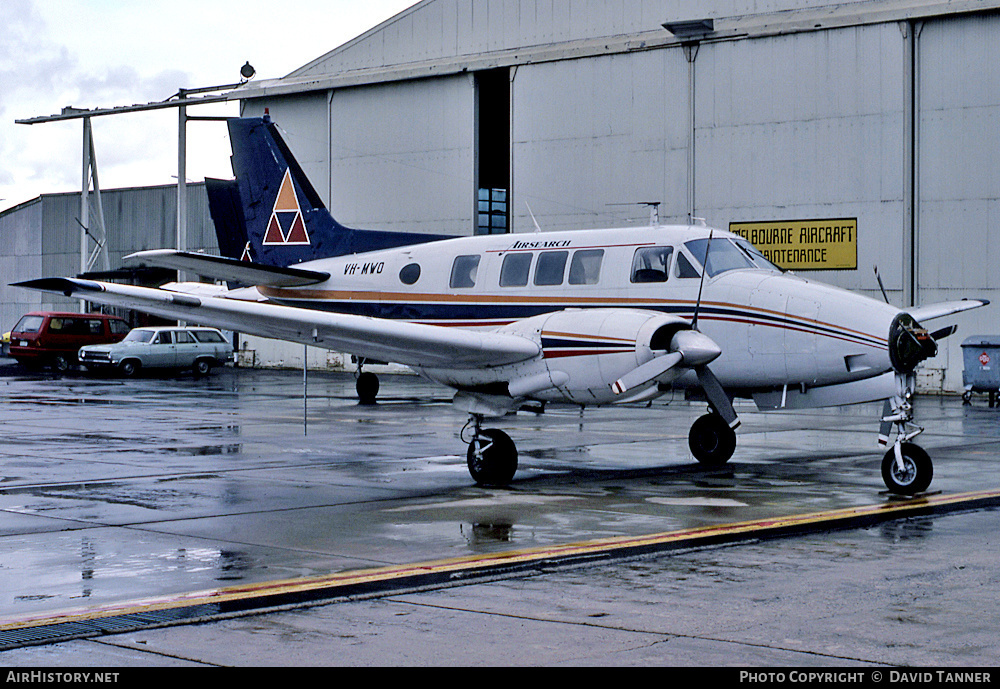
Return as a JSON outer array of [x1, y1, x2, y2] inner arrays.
[[500, 253, 532, 287], [450, 255, 481, 288], [534, 251, 568, 286], [399, 263, 421, 285], [569, 249, 604, 285], [676, 252, 701, 279], [630, 247, 672, 283]]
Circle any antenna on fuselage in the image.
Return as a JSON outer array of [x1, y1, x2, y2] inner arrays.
[[691, 228, 714, 330], [873, 266, 890, 304], [526, 202, 542, 233], [642, 202, 661, 226]]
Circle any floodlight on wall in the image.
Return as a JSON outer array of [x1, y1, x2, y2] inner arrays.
[[661, 19, 715, 39], [240, 61, 256, 81], [662, 19, 714, 224]]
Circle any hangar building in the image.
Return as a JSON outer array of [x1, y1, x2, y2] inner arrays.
[[5, 0, 999, 392]]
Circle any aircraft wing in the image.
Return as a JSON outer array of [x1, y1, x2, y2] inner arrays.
[[14, 278, 540, 369], [908, 298, 990, 322], [124, 249, 330, 288]]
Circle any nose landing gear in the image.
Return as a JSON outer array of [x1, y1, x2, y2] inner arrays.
[[879, 373, 932, 495]]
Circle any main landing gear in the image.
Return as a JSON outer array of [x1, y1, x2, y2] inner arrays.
[[462, 416, 518, 486], [688, 411, 737, 467], [879, 374, 932, 495], [355, 359, 379, 405]]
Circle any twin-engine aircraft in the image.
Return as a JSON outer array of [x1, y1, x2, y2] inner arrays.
[[17, 115, 989, 495]]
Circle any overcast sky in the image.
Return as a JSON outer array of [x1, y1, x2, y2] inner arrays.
[[0, 0, 419, 213]]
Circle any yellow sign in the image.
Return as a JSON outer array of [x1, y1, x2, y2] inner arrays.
[[729, 218, 858, 271]]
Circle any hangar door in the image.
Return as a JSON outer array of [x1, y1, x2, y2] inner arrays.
[[511, 51, 689, 233], [329, 74, 476, 237], [917, 14, 1000, 299]]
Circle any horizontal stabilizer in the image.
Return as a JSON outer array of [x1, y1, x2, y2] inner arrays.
[[124, 250, 330, 287]]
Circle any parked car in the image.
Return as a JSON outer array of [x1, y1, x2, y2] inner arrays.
[[78, 326, 232, 377], [8, 311, 130, 371]]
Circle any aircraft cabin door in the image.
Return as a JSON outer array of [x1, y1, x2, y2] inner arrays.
[[784, 296, 821, 384], [749, 283, 788, 381]]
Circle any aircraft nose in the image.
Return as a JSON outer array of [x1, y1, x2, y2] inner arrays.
[[888, 312, 938, 374]]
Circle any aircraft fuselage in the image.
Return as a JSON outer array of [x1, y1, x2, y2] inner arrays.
[[257, 224, 900, 403]]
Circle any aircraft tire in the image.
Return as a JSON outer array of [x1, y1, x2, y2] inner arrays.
[[356, 371, 379, 405], [467, 429, 518, 486], [881, 443, 933, 495], [688, 413, 737, 466]]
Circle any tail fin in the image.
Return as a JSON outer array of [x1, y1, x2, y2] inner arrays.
[[223, 115, 449, 268]]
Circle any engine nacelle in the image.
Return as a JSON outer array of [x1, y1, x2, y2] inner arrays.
[[500, 309, 691, 405]]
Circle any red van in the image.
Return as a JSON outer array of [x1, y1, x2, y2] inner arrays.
[[9, 312, 130, 371]]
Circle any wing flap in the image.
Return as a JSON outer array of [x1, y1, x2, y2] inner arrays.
[[124, 249, 330, 287], [14, 278, 539, 369]]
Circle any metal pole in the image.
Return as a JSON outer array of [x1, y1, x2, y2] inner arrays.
[[683, 42, 700, 224], [303, 344, 309, 436], [177, 89, 188, 283], [81, 117, 91, 279]]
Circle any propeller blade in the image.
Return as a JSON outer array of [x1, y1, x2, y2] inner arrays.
[[612, 352, 682, 395], [696, 366, 740, 429], [930, 324, 958, 341]]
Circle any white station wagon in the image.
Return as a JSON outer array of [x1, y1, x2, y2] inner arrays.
[[79, 326, 232, 377]]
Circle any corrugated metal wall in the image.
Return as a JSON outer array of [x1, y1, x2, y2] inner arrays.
[[0, 184, 218, 331], [243, 75, 476, 236], [293, 0, 877, 77], [697, 22, 906, 295], [912, 13, 1000, 389], [512, 50, 689, 231]]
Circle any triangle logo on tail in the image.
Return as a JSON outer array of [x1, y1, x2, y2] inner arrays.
[[263, 169, 311, 246]]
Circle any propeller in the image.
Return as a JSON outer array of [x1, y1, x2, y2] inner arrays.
[[612, 228, 739, 429], [611, 328, 740, 428]]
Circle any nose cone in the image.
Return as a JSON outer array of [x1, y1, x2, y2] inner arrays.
[[671, 329, 722, 367]]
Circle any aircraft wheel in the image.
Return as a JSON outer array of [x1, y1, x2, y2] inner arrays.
[[356, 371, 379, 405], [881, 443, 933, 495], [688, 413, 737, 466], [467, 429, 518, 486]]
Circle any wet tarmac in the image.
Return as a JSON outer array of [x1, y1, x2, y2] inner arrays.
[[0, 358, 998, 666]]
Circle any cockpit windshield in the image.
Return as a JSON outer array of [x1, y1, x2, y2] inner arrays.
[[684, 237, 756, 277], [733, 238, 783, 272]]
